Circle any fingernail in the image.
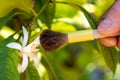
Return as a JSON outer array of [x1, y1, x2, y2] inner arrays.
[[98, 19, 112, 32]]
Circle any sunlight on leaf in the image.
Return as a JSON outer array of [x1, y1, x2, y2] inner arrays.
[[0, 26, 19, 39], [0, 0, 34, 17], [69, 3, 97, 29]]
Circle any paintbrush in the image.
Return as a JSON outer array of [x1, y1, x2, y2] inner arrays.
[[40, 29, 119, 52]]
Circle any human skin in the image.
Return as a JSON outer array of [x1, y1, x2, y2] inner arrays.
[[98, 0, 120, 49]]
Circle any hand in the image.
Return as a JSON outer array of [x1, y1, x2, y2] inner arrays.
[[98, 0, 120, 49]]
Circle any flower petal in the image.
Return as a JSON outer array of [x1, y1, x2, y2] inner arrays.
[[33, 36, 40, 45], [22, 54, 28, 72], [26, 52, 39, 68], [27, 36, 40, 47], [6, 42, 22, 50], [33, 56, 39, 68], [17, 64, 22, 73], [22, 26, 28, 47]]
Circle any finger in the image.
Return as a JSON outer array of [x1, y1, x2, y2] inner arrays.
[[99, 37, 117, 47], [117, 36, 120, 49], [98, 0, 120, 36]]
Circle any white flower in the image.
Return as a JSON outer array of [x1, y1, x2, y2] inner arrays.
[[7, 26, 40, 73]]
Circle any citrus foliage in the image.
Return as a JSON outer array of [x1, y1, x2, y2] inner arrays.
[[0, 0, 118, 80]]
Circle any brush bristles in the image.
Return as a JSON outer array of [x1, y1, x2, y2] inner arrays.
[[40, 30, 68, 52]]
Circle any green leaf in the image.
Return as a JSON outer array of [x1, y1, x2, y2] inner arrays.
[[60, 0, 87, 5], [41, 51, 64, 80], [78, 6, 97, 29], [35, 0, 56, 29], [98, 43, 118, 74], [68, 3, 97, 29], [0, 35, 20, 80], [55, 3, 77, 18], [26, 63, 41, 80], [0, 11, 15, 28], [0, 0, 33, 17]]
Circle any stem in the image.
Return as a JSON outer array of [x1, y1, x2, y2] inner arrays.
[[50, 0, 68, 4], [30, 8, 38, 17], [32, 0, 50, 19], [37, 0, 50, 16], [32, 0, 50, 25], [50, 1, 80, 10], [41, 51, 57, 80]]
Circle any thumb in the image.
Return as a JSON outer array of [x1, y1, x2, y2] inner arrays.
[[98, 0, 120, 36]]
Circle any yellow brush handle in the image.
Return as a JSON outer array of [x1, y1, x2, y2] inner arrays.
[[68, 29, 119, 43]]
